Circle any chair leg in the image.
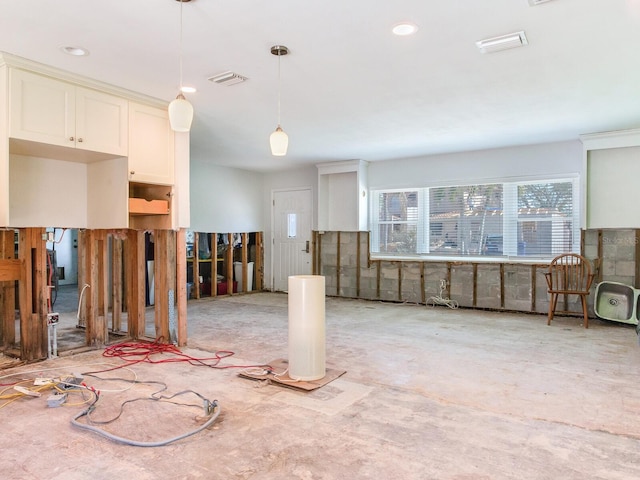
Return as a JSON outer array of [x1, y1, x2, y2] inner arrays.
[[548, 293, 557, 326], [581, 294, 589, 329]]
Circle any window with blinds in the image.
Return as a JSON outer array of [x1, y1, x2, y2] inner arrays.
[[370, 178, 579, 259]]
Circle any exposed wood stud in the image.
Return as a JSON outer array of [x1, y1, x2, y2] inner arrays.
[[241, 232, 249, 292], [255, 232, 264, 291], [635, 230, 640, 289], [226, 233, 233, 295], [597, 229, 604, 284], [531, 265, 537, 313], [376, 260, 381, 299], [472, 263, 478, 307], [0, 230, 18, 348], [500, 263, 505, 309], [356, 232, 361, 297], [111, 236, 123, 332], [211, 233, 218, 297], [336, 232, 341, 295], [420, 262, 426, 305], [193, 232, 201, 299], [176, 228, 187, 346]]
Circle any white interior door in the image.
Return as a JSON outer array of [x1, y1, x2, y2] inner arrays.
[[273, 188, 312, 291]]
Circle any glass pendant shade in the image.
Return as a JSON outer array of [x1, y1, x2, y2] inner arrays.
[[169, 93, 194, 132], [270, 125, 288, 156]]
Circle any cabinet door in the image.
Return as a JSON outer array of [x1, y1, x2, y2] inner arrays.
[[128, 102, 174, 185], [76, 87, 128, 156], [9, 69, 75, 148]]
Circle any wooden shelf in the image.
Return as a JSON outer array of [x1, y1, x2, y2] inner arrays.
[[128, 198, 170, 216]]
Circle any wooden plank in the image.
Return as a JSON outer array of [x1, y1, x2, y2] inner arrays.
[[500, 263, 505, 309], [212, 233, 218, 297], [111, 236, 123, 332], [255, 232, 263, 291], [226, 233, 233, 294], [76, 230, 87, 328], [241, 232, 248, 292], [420, 262, 426, 305], [336, 232, 341, 296], [1, 231, 17, 348], [635, 230, 640, 289], [193, 232, 201, 299], [0, 259, 22, 281], [154, 230, 170, 342], [531, 264, 537, 313], [176, 228, 187, 346], [95, 230, 108, 345], [20, 228, 47, 361], [84, 229, 98, 346], [356, 232, 361, 297], [472, 263, 478, 307], [125, 229, 145, 339]]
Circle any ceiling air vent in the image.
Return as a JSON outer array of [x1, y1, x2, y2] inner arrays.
[[208, 71, 248, 86], [528, 0, 554, 5], [476, 31, 528, 54]]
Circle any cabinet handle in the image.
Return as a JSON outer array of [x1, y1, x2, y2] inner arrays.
[[130, 171, 135, 175], [302, 240, 310, 253], [69, 136, 74, 141], [77, 138, 83, 143]]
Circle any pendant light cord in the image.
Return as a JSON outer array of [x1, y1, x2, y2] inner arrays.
[[178, 0, 184, 91], [277, 51, 282, 126]]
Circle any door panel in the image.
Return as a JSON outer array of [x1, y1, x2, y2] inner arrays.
[[273, 188, 312, 291]]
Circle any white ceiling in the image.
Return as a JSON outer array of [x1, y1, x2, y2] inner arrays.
[[1, 0, 640, 172]]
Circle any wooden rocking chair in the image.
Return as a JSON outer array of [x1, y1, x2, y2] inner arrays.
[[544, 253, 595, 328]]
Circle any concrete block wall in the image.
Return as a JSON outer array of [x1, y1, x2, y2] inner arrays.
[[316, 229, 640, 318]]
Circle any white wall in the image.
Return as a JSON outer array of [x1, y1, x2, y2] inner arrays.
[[189, 161, 263, 233], [368, 141, 583, 189]]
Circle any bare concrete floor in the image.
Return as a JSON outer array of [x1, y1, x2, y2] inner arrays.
[[2, 293, 640, 479]]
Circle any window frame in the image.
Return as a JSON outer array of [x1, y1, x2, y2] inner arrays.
[[369, 176, 580, 261]]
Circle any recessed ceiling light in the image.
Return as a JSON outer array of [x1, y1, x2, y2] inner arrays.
[[60, 46, 90, 56], [181, 86, 197, 93], [392, 22, 419, 36]]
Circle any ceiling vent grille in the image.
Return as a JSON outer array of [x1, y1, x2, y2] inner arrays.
[[476, 31, 528, 54], [208, 71, 248, 86], [528, 0, 554, 5]]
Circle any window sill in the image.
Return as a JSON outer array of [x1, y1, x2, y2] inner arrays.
[[370, 254, 551, 265]]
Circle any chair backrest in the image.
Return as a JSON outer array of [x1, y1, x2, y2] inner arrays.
[[546, 253, 594, 293]]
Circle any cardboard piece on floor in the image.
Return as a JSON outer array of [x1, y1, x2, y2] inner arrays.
[[238, 358, 346, 391]]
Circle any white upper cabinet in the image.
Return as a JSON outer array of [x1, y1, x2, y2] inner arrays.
[[9, 69, 128, 156], [128, 102, 174, 185]]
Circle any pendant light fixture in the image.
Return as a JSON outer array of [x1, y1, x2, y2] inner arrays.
[[168, 0, 194, 132], [270, 45, 289, 156]]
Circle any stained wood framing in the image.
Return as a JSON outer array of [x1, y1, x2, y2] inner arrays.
[[226, 233, 233, 295], [176, 228, 187, 346], [472, 263, 478, 307], [125, 229, 145, 339], [635, 229, 640, 288], [111, 236, 123, 332], [211, 233, 218, 297], [153, 230, 173, 342], [531, 265, 537, 312], [18, 228, 47, 361], [255, 232, 263, 291], [336, 232, 341, 295], [356, 232, 361, 297], [1, 230, 19, 348]]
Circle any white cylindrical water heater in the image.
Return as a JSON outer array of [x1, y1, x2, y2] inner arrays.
[[288, 275, 326, 381]]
